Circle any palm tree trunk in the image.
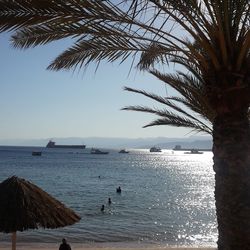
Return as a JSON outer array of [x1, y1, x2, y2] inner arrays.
[[213, 112, 250, 250]]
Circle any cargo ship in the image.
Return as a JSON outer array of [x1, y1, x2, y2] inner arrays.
[[46, 140, 86, 149]]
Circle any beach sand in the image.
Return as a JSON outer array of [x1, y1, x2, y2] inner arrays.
[[1, 247, 216, 250], [1, 242, 217, 250]]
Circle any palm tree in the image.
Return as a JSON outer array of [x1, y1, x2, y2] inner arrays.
[[0, 1, 249, 249]]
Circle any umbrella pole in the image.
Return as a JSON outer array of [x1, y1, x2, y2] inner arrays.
[[12, 232, 16, 250]]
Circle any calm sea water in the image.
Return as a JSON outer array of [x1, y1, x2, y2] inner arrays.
[[0, 146, 217, 247]]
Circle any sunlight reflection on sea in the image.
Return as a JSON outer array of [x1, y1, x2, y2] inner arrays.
[[0, 147, 217, 247]]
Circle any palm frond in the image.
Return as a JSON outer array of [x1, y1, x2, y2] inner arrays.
[[149, 69, 205, 102], [124, 86, 210, 126], [137, 42, 172, 70], [0, 0, 248, 76], [123, 86, 213, 134], [122, 105, 212, 134], [0, 0, 85, 32], [167, 96, 215, 123], [0, 0, 216, 70], [47, 37, 144, 71]]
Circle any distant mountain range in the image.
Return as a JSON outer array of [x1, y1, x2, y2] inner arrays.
[[0, 135, 212, 149]]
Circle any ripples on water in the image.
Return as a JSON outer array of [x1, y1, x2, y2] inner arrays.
[[0, 147, 217, 247]]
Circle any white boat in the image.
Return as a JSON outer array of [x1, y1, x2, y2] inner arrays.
[[91, 148, 109, 154], [184, 149, 203, 154], [119, 149, 129, 153]]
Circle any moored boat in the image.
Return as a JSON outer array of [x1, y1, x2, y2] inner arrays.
[[184, 149, 203, 154], [173, 145, 211, 151], [119, 149, 129, 153], [32, 151, 42, 156], [149, 146, 162, 152], [91, 148, 109, 154]]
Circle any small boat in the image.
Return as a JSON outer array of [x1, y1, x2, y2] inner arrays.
[[32, 151, 42, 156], [149, 146, 162, 152], [119, 149, 129, 153], [91, 148, 109, 154], [173, 145, 211, 152], [184, 149, 203, 154]]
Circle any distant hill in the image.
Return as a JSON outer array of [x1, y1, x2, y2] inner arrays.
[[0, 135, 212, 149]]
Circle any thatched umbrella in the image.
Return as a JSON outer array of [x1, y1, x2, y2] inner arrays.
[[0, 176, 81, 250]]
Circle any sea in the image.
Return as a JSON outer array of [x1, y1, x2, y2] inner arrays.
[[0, 146, 217, 248]]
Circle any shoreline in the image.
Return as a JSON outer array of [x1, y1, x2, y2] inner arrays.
[[0, 242, 217, 250]]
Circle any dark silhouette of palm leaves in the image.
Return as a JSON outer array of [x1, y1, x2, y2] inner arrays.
[[0, 0, 249, 133], [122, 70, 213, 134], [0, 1, 248, 76]]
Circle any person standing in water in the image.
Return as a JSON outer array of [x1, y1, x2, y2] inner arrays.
[[108, 197, 112, 205]]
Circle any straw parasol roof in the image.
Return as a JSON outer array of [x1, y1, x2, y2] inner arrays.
[[0, 176, 81, 249]]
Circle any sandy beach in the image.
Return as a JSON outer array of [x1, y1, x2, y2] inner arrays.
[[1, 242, 216, 250], [1, 247, 216, 250]]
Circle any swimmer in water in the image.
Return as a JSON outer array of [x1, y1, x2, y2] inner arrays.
[[101, 204, 105, 212], [116, 186, 121, 193]]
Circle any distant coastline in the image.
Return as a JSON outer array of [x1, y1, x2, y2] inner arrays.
[[0, 135, 212, 149]]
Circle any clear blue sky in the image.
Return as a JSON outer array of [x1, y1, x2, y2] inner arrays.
[[0, 32, 192, 140]]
